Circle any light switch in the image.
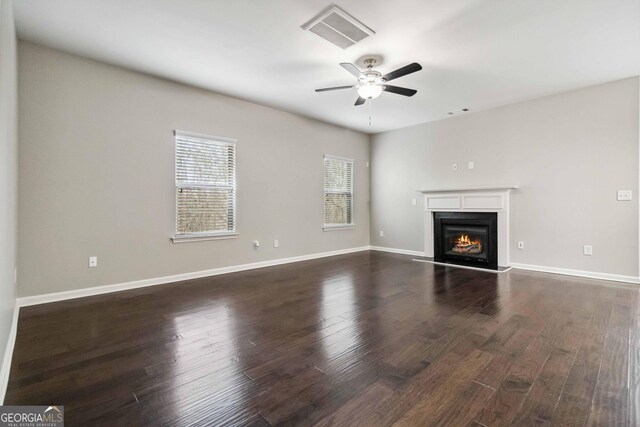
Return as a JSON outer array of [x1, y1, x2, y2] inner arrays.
[[617, 190, 632, 201], [468, 161, 474, 170], [411, 198, 417, 206], [583, 245, 593, 256]]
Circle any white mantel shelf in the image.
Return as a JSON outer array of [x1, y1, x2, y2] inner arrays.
[[419, 185, 518, 193]]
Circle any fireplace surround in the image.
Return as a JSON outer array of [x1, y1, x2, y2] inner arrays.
[[420, 185, 517, 270]]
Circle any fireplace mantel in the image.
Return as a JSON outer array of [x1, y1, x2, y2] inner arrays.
[[419, 185, 518, 193], [420, 185, 517, 267]]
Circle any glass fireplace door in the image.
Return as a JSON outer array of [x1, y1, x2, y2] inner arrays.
[[433, 211, 498, 270], [443, 225, 489, 262]]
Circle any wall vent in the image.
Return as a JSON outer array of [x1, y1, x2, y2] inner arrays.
[[302, 6, 375, 49]]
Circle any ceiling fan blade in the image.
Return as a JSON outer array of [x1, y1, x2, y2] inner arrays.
[[383, 85, 417, 97], [354, 96, 366, 106], [315, 85, 354, 92], [382, 62, 422, 82], [340, 63, 363, 79]]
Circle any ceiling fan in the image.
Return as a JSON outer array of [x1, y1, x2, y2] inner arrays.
[[315, 58, 422, 106]]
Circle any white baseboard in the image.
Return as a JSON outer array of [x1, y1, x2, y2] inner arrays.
[[15, 246, 640, 309], [370, 246, 640, 285], [369, 246, 425, 257], [0, 303, 19, 404], [17, 246, 371, 307], [511, 263, 640, 285]]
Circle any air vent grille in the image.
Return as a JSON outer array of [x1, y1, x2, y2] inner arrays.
[[303, 6, 374, 49]]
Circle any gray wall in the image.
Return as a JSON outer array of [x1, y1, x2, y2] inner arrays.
[[18, 42, 370, 297], [371, 77, 639, 277], [0, 0, 18, 381]]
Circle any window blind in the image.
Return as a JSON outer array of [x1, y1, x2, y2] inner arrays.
[[324, 155, 354, 226], [175, 131, 236, 235]]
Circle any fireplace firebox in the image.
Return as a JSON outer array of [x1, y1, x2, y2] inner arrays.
[[434, 212, 498, 270]]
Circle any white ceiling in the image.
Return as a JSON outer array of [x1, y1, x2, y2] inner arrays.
[[14, 0, 640, 133]]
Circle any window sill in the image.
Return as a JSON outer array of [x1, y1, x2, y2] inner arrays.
[[323, 224, 356, 231], [171, 233, 239, 243]]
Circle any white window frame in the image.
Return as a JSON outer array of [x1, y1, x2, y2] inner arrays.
[[171, 130, 239, 243], [323, 154, 355, 231]]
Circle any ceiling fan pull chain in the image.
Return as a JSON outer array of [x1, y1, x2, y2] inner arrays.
[[368, 98, 372, 126]]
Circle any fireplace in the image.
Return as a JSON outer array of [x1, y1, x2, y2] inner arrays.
[[434, 212, 498, 270], [421, 186, 515, 269]]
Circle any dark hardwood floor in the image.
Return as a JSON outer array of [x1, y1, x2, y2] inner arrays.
[[6, 251, 640, 426]]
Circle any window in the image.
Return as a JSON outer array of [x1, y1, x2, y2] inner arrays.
[[173, 130, 237, 242], [323, 155, 354, 230]]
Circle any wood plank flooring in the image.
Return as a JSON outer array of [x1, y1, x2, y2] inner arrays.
[[5, 251, 639, 426]]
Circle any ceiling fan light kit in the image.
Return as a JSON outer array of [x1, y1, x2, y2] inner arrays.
[[358, 83, 383, 99], [357, 60, 384, 99]]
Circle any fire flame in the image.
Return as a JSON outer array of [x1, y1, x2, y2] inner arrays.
[[455, 234, 480, 246]]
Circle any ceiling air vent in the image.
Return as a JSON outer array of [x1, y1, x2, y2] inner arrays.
[[302, 6, 375, 49]]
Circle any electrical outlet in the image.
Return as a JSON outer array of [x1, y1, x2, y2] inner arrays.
[[273, 239, 279, 248], [517, 241, 524, 249], [411, 198, 417, 206], [468, 161, 475, 170], [366, 161, 370, 168], [253, 240, 260, 249], [89, 256, 98, 268], [452, 163, 458, 171], [583, 245, 593, 256], [379, 230, 384, 237]]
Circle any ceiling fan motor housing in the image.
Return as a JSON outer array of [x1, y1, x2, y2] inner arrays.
[[359, 69, 383, 84]]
